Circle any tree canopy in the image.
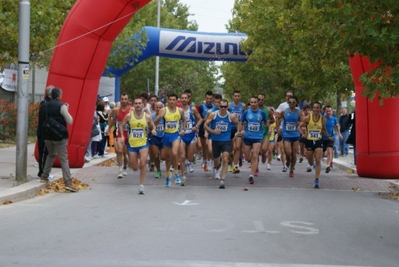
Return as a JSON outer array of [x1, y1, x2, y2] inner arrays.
[[221, 0, 398, 105]]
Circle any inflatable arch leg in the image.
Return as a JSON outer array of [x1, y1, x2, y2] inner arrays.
[[34, 0, 151, 168], [349, 55, 399, 178]]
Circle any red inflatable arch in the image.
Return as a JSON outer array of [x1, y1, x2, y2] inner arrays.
[[349, 55, 399, 179], [35, 0, 151, 167]]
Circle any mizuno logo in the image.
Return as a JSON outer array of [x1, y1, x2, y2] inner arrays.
[[164, 36, 246, 56]]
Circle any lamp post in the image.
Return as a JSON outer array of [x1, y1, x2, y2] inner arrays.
[[16, 0, 30, 182], [154, 0, 161, 96]]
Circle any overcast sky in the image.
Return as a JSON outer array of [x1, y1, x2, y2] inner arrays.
[[178, 0, 235, 33]]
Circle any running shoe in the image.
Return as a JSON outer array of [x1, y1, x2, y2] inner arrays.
[[299, 157, 303, 163], [233, 165, 240, 173], [282, 166, 288, 172], [138, 185, 145, 195], [155, 170, 162, 179], [181, 176, 186, 186], [248, 176, 255, 184], [248, 163, 252, 168], [193, 155, 197, 164], [289, 170, 294, 178], [150, 163, 155, 172], [201, 161, 205, 168], [203, 164, 209, 172], [255, 168, 259, 177], [165, 176, 171, 187], [188, 163, 194, 173], [306, 165, 312, 172], [229, 165, 234, 173], [122, 168, 128, 176], [214, 169, 221, 180], [175, 173, 181, 184], [219, 179, 225, 189], [330, 162, 333, 168], [313, 179, 319, 189], [117, 171, 123, 179], [277, 155, 281, 161], [286, 156, 291, 168], [267, 164, 271, 170], [325, 166, 331, 173], [239, 157, 243, 167], [261, 153, 267, 164]]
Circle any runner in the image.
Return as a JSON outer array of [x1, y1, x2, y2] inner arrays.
[[154, 93, 186, 187], [198, 91, 214, 172], [323, 105, 343, 173], [275, 95, 303, 177], [229, 90, 246, 174], [119, 98, 156, 194], [240, 96, 268, 184], [204, 99, 241, 189], [299, 104, 311, 163], [298, 101, 331, 188], [107, 93, 131, 179], [179, 93, 203, 186], [149, 101, 164, 179]]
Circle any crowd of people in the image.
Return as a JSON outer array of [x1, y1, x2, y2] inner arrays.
[[89, 89, 355, 194]]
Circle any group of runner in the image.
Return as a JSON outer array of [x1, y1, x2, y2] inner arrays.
[[106, 89, 340, 194]]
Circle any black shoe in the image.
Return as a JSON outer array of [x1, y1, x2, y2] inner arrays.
[[219, 180, 225, 189], [325, 166, 331, 173], [248, 176, 255, 184], [299, 157, 303, 163]]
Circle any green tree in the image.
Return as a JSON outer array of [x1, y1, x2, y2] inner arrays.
[[222, 0, 354, 107], [0, 0, 74, 67], [106, 0, 218, 99], [314, 0, 399, 101]]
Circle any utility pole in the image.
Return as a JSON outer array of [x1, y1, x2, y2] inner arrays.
[[16, 0, 30, 182], [154, 0, 161, 96]]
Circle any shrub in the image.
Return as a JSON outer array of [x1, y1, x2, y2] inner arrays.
[[0, 100, 39, 142]]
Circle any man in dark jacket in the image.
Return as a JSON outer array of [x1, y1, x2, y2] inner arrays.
[[39, 87, 77, 192], [36, 85, 53, 179]]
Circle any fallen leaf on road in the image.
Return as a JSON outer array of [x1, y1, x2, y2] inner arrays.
[[346, 169, 355, 174], [3, 200, 12, 205], [36, 177, 89, 196], [352, 187, 361, 191], [97, 158, 116, 167], [243, 188, 249, 191], [208, 176, 212, 180]]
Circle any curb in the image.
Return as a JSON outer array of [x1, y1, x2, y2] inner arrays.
[[0, 154, 115, 206], [322, 158, 357, 174]]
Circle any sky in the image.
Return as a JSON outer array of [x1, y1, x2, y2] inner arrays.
[[178, 0, 235, 33]]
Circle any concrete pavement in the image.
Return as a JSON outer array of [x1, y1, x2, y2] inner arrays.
[[0, 143, 397, 205]]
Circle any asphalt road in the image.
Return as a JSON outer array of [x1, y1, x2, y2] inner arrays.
[[0, 161, 397, 267]]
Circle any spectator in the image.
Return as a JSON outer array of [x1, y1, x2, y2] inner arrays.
[[39, 87, 77, 192], [346, 110, 356, 165], [96, 101, 108, 157], [339, 107, 350, 156]]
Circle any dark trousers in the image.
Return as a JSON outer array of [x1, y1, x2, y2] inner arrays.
[[98, 132, 106, 156], [37, 135, 48, 177]]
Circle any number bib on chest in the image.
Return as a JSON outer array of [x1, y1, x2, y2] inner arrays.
[[308, 130, 321, 140], [165, 121, 177, 130], [248, 122, 260, 131], [186, 120, 193, 130], [216, 122, 228, 132], [286, 122, 297, 131], [131, 129, 144, 139], [156, 125, 164, 132]]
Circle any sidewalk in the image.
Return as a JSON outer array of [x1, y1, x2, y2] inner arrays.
[[0, 142, 114, 205], [0, 144, 397, 205]]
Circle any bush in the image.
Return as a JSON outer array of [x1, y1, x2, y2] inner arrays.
[[0, 100, 39, 142]]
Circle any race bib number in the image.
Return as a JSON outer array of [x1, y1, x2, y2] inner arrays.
[[308, 130, 320, 139], [286, 122, 296, 131], [248, 122, 260, 131], [216, 122, 228, 132], [165, 121, 177, 130], [131, 129, 144, 139], [156, 125, 164, 132], [186, 120, 193, 130], [233, 112, 242, 120]]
